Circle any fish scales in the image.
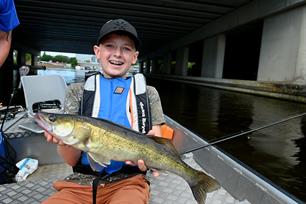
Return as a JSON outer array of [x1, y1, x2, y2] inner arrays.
[[35, 112, 220, 204]]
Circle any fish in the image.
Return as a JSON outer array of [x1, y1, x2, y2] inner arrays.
[[35, 112, 220, 204]]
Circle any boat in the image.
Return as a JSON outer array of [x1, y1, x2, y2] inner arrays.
[[0, 75, 303, 204]]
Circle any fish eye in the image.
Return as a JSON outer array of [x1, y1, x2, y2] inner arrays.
[[48, 114, 56, 122]]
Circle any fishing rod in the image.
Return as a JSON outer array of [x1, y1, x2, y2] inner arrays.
[[0, 66, 29, 132], [182, 112, 306, 155]]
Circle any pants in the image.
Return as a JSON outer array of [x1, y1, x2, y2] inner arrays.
[[42, 174, 150, 204]]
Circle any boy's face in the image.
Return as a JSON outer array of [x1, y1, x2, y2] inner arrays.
[[93, 33, 139, 78]]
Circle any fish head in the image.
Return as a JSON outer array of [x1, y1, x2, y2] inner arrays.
[[35, 112, 83, 145]]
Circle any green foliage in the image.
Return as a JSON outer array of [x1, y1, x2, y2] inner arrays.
[[40, 52, 53, 62], [25, 53, 32, 65], [53, 55, 69, 63], [40, 52, 78, 67], [187, 62, 195, 69], [69, 57, 78, 67]]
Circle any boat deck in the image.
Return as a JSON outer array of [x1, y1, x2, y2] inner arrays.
[[0, 153, 250, 204], [2, 112, 299, 204]]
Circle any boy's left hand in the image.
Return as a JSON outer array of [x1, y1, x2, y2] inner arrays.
[[125, 125, 162, 177], [125, 160, 159, 177]]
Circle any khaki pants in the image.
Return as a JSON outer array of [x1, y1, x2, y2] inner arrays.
[[42, 175, 150, 204]]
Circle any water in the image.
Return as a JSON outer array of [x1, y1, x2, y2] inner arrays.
[[147, 78, 306, 202], [37, 68, 86, 84], [39, 69, 306, 202]]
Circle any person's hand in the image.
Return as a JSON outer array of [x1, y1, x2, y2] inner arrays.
[[125, 159, 159, 177], [44, 131, 66, 146], [147, 125, 162, 137]]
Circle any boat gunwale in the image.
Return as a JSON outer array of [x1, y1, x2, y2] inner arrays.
[[165, 115, 303, 204]]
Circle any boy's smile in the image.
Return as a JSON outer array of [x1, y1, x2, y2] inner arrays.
[[94, 33, 139, 78], [109, 60, 124, 66]]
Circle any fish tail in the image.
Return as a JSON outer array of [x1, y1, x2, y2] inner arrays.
[[190, 171, 220, 204]]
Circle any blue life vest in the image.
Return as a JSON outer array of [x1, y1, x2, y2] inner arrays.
[[75, 73, 152, 175], [81, 76, 132, 174], [0, 0, 20, 32]]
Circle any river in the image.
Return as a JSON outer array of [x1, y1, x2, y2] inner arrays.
[[39, 68, 306, 202]]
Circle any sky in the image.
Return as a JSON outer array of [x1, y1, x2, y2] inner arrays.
[[41, 51, 97, 63], [42, 51, 76, 57]]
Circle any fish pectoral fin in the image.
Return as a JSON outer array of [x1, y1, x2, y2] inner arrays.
[[88, 152, 111, 165], [89, 152, 111, 165], [75, 124, 92, 142], [87, 153, 108, 172]]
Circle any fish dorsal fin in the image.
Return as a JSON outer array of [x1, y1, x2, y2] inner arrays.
[[149, 136, 179, 155], [87, 152, 111, 172]]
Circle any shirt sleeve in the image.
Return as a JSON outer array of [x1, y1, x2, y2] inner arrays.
[[0, 0, 20, 32], [147, 86, 165, 125], [64, 82, 84, 115]]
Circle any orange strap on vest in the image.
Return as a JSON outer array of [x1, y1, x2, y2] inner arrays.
[[161, 124, 174, 140]]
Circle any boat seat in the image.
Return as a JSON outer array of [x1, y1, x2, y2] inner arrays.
[[17, 75, 67, 134], [21, 75, 67, 116], [7, 75, 68, 164]]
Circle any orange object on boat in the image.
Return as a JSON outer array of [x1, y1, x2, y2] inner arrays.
[[161, 124, 174, 140]]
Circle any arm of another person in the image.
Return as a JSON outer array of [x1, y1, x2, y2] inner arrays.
[[44, 83, 84, 166], [0, 0, 20, 67], [0, 31, 11, 67]]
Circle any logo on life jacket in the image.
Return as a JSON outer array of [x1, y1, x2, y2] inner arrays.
[[139, 101, 147, 133], [114, 86, 125, 94]]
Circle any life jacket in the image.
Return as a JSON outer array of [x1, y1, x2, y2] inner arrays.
[[73, 73, 152, 175]]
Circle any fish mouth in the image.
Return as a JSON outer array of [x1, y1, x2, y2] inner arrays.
[[34, 113, 53, 134]]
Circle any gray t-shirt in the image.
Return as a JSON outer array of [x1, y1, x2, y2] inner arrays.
[[64, 82, 165, 126]]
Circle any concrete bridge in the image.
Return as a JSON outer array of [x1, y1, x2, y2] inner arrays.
[[1, 0, 306, 102]]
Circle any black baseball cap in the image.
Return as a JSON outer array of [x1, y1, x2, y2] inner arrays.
[[97, 19, 140, 50]]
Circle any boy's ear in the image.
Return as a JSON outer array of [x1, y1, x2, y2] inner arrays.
[[132, 51, 139, 64], [93, 45, 100, 59]]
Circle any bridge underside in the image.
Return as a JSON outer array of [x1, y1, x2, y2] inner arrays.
[[2, 0, 306, 104], [14, 0, 252, 56]]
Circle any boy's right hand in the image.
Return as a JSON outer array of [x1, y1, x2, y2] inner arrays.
[[44, 131, 66, 146], [44, 131, 80, 166]]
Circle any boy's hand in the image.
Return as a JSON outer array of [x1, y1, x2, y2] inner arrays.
[[134, 125, 162, 176], [44, 131, 66, 146], [125, 160, 160, 177], [147, 125, 162, 137]]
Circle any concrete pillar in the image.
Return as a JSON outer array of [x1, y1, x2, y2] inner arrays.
[[201, 34, 225, 78], [32, 51, 40, 66], [140, 61, 144, 73], [146, 60, 151, 74], [258, 5, 306, 83], [17, 50, 26, 65], [296, 6, 306, 84], [175, 47, 189, 76], [163, 52, 171, 74], [151, 59, 158, 73]]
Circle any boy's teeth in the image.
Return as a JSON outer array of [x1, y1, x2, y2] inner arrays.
[[110, 60, 123, 65]]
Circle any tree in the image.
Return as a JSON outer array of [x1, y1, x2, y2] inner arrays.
[[69, 57, 78, 68], [53, 55, 69, 63], [40, 52, 53, 62], [25, 53, 32, 65]]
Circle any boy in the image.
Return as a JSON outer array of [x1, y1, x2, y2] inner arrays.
[[0, 0, 19, 68], [43, 19, 165, 204]]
